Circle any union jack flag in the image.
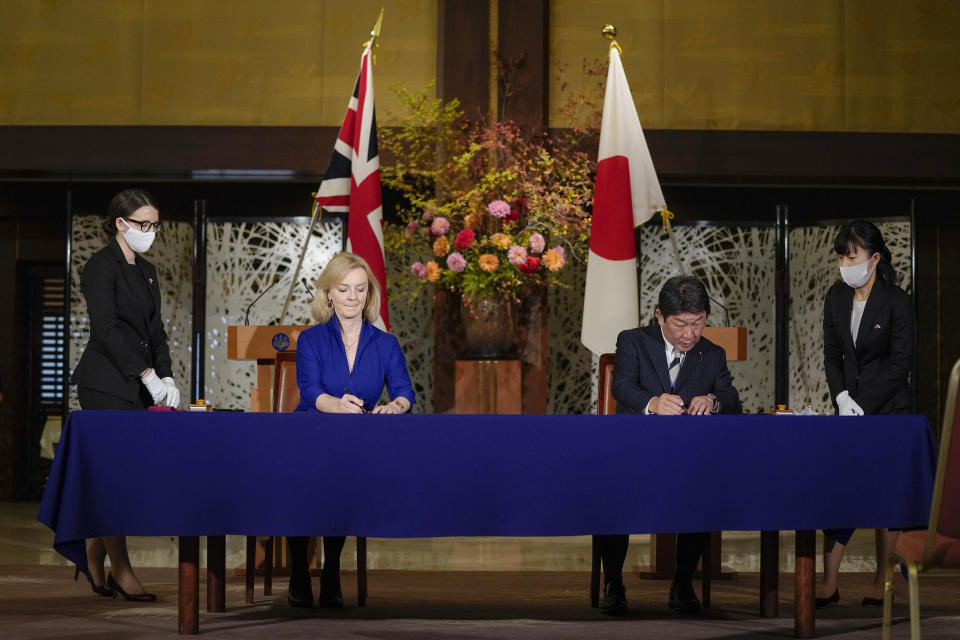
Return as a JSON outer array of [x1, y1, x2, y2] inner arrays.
[[316, 43, 389, 330]]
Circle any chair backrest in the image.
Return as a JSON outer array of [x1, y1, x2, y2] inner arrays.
[[597, 353, 617, 416], [928, 356, 960, 549], [273, 350, 301, 413]]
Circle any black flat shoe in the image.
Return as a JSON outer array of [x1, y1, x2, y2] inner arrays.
[[107, 573, 157, 602], [319, 572, 344, 609], [75, 565, 114, 598], [599, 580, 628, 616], [287, 577, 315, 609], [668, 579, 701, 614], [816, 589, 840, 608], [861, 596, 885, 607]]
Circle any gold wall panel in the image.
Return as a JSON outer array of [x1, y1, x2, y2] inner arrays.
[[0, 0, 437, 126], [550, 0, 960, 133]]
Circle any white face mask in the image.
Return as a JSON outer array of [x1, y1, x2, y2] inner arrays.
[[838, 254, 878, 289], [121, 224, 156, 254]]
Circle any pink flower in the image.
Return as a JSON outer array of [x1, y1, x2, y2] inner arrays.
[[446, 252, 467, 272], [454, 228, 476, 250], [554, 246, 567, 262], [507, 245, 527, 266], [487, 199, 511, 219], [430, 217, 449, 235], [410, 262, 427, 279], [405, 220, 420, 240], [528, 232, 545, 254]]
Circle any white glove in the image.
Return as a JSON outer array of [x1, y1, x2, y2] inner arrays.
[[836, 390, 864, 416], [141, 370, 168, 406], [161, 377, 181, 408]]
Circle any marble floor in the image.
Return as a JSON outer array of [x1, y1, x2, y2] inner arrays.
[[4, 501, 883, 573]]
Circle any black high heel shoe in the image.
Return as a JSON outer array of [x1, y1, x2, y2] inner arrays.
[[107, 573, 157, 602], [75, 565, 114, 598], [815, 589, 839, 608]]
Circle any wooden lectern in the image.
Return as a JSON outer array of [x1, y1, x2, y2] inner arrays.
[[227, 325, 311, 411]]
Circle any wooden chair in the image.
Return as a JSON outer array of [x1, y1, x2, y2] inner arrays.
[[882, 356, 960, 640], [589, 353, 713, 608], [244, 349, 368, 606]]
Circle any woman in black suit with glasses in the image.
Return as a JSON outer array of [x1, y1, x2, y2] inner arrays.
[[70, 188, 182, 601], [817, 220, 913, 608]]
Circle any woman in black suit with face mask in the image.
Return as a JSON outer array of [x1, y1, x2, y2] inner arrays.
[[817, 220, 913, 608], [70, 188, 182, 601]]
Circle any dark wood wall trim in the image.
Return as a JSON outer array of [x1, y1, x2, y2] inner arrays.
[[2, 126, 958, 185], [437, 0, 490, 120], [645, 129, 960, 185], [498, 0, 549, 131], [0, 126, 339, 178]]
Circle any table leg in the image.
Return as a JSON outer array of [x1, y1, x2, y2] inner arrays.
[[760, 530, 779, 618], [245, 536, 255, 604], [206, 535, 225, 612], [264, 537, 274, 596], [179, 536, 200, 635], [794, 530, 815, 638]]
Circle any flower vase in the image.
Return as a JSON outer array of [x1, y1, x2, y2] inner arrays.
[[461, 294, 515, 358]]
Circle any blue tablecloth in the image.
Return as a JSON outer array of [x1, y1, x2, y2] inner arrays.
[[39, 411, 936, 577]]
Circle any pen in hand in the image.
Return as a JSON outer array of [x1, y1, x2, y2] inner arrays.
[[343, 387, 369, 413]]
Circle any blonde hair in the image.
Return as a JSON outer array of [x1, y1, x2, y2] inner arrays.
[[311, 252, 381, 324]]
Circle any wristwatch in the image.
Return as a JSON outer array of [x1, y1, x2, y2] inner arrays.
[[706, 393, 719, 414]]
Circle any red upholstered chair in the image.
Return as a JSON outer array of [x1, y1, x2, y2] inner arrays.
[[244, 350, 368, 606], [882, 357, 960, 640], [589, 353, 713, 608]]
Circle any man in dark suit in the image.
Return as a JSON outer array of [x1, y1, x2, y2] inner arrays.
[[598, 275, 741, 616]]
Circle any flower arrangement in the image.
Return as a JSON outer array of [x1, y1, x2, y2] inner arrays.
[[382, 85, 594, 302]]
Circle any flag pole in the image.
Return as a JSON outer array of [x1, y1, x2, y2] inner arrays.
[[278, 9, 385, 324], [279, 198, 321, 324], [602, 25, 684, 277]]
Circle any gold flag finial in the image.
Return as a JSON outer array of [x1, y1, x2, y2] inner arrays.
[[602, 24, 622, 54], [371, 7, 384, 38], [363, 7, 385, 63]]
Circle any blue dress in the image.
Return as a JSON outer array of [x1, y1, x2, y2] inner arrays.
[[294, 316, 415, 412]]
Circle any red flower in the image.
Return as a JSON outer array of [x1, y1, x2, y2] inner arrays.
[[454, 228, 476, 250], [517, 256, 541, 274]]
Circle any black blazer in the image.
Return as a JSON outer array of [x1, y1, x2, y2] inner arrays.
[[823, 279, 913, 415], [612, 323, 742, 415], [71, 239, 172, 401]]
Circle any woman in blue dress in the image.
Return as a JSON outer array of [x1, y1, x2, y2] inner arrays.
[[287, 252, 415, 609]]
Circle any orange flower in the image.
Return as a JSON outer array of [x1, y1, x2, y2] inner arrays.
[[478, 253, 499, 272], [490, 233, 510, 250], [425, 261, 441, 283], [433, 236, 450, 257], [464, 211, 483, 229], [543, 248, 565, 272]]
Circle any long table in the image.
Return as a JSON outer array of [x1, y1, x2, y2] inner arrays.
[[38, 411, 936, 636]]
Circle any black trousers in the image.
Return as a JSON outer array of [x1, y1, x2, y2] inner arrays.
[[286, 536, 346, 588], [78, 385, 150, 410], [597, 532, 711, 584]]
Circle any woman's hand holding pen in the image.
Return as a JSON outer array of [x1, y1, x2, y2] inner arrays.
[[338, 391, 366, 414]]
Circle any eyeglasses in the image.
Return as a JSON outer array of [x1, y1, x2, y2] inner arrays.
[[124, 218, 163, 233]]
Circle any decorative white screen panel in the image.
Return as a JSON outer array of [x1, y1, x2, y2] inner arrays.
[[386, 256, 434, 413], [788, 219, 912, 414], [203, 219, 343, 410], [639, 224, 777, 415], [68, 216, 194, 411], [547, 261, 595, 414]]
